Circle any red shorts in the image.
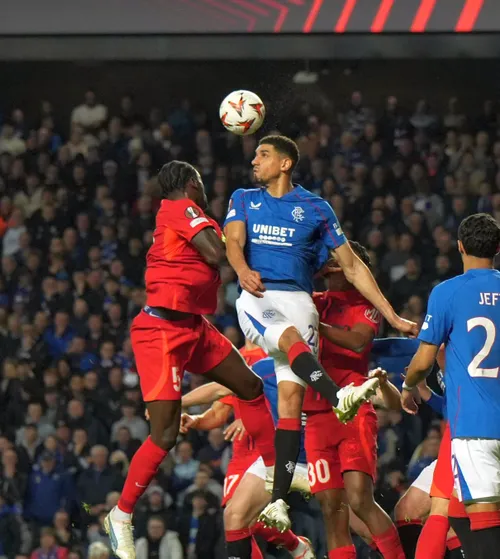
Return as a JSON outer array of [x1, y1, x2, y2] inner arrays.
[[305, 403, 378, 494], [430, 422, 453, 499], [222, 455, 258, 507], [131, 310, 232, 401]]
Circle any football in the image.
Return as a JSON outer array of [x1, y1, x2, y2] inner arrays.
[[219, 90, 266, 136]]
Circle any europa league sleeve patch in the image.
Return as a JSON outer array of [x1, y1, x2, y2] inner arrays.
[[185, 206, 200, 219]]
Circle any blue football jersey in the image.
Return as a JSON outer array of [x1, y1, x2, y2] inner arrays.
[[419, 269, 500, 439], [224, 186, 347, 294], [252, 357, 307, 464]]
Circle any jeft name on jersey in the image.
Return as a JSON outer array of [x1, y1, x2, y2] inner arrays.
[[251, 223, 296, 247], [479, 292, 500, 306]]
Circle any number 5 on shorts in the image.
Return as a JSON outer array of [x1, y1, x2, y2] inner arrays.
[[172, 367, 181, 392]]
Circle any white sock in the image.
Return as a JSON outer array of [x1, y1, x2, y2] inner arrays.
[[290, 537, 306, 558], [112, 506, 132, 521]]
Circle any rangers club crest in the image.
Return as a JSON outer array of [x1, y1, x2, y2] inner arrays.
[[185, 206, 200, 219], [291, 206, 304, 222]]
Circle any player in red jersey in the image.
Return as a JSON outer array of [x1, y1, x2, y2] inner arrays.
[[303, 242, 405, 559], [104, 161, 277, 559], [181, 374, 316, 559]]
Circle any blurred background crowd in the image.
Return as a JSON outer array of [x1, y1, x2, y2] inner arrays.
[[0, 80, 498, 558]]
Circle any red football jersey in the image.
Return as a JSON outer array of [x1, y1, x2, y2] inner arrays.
[[239, 346, 267, 367], [303, 289, 382, 412], [144, 198, 221, 315], [219, 395, 258, 464]]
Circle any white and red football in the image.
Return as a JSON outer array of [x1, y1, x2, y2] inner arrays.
[[219, 90, 266, 136]]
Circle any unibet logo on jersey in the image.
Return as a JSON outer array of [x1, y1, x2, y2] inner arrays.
[[252, 224, 295, 246]]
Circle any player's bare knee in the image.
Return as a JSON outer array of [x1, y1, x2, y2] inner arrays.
[[394, 494, 412, 521], [237, 375, 264, 402], [224, 501, 251, 530], [316, 491, 344, 521], [277, 382, 303, 418], [346, 488, 373, 517], [150, 421, 179, 451], [278, 326, 303, 353]]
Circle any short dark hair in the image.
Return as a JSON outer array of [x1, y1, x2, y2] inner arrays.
[[157, 160, 197, 198], [259, 135, 299, 171], [458, 213, 500, 259], [350, 241, 372, 270]]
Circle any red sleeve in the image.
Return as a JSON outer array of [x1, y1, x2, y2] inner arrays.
[[219, 395, 235, 408], [351, 302, 382, 336], [162, 199, 215, 242]]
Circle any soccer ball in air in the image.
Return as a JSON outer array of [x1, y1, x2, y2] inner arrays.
[[219, 90, 266, 136]]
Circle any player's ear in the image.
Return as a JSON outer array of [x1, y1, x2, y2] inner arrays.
[[280, 157, 293, 173], [457, 240, 464, 255]]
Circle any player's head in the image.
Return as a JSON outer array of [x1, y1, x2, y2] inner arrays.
[[157, 160, 208, 209], [457, 213, 500, 262], [252, 135, 299, 185], [323, 241, 371, 289]]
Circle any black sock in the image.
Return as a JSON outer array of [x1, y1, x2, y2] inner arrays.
[[226, 537, 252, 559], [449, 516, 474, 558], [468, 526, 500, 559], [272, 420, 301, 502], [397, 523, 422, 558], [446, 548, 465, 559], [289, 349, 339, 407]]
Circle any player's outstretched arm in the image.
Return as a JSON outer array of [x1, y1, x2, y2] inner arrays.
[[401, 341, 439, 414], [225, 221, 265, 298], [319, 321, 375, 353], [180, 400, 233, 433], [369, 368, 402, 411], [191, 228, 226, 268], [181, 381, 233, 408], [333, 243, 418, 336]]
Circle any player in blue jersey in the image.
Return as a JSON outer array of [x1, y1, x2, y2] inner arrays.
[[402, 213, 500, 558], [224, 134, 417, 532]]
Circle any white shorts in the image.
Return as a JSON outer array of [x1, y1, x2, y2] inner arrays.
[[236, 289, 319, 387], [245, 456, 309, 481], [452, 438, 500, 504], [411, 460, 437, 494]]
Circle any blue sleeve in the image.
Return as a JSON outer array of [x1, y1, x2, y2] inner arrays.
[[426, 391, 444, 415], [223, 189, 247, 227], [418, 285, 451, 346], [317, 200, 347, 251]]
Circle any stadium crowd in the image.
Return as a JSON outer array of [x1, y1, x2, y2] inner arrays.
[[0, 88, 498, 558]]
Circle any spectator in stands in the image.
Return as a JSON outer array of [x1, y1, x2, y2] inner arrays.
[[0, 491, 21, 559], [110, 400, 148, 443], [87, 542, 110, 559], [30, 527, 68, 559], [24, 451, 73, 527], [135, 516, 182, 559], [76, 445, 123, 523], [178, 491, 221, 559]]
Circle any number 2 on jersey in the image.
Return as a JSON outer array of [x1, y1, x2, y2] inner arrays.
[[467, 317, 499, 378]]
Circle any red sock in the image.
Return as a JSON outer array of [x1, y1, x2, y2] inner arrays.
[[237, 394, 276, 467], [449, 494, 468, 518], [447, 535, 462, 551], [117, 436, 167, 513], [415, 515, 449, 559], [469, 511, 500, 530], [253, 522, 299, 551], [288, 341, 310, 363], [372, 525, 405, 559], [226, 528, 252, 541], [328, 545, 357, 558], [251, 536, 264, 559]]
